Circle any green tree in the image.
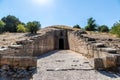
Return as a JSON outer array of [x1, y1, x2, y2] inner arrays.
[[85, 17, 97, 31], [17, 24, 26, 33], [0, 20, 5, 33], [110, 21, 120, 37], [27, 21, 41, 34], [98, 25, 109, 32], [2, 15, 21, 32], [73, 24, 81, 29]]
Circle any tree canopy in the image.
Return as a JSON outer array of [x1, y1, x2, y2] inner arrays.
[[2, 15, 21, 32], [73, 24, 81, 29], [110, 21, 120, 37], [85, 17, 97, 31], [0, 20, 5, 33], [98, 25, 109, 32], [27, 21, 41, 34], [17, 24, 26, 33], [1, 15, 120, 38]]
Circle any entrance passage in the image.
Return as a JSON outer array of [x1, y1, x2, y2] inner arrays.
[[33, 50, 93, 80], [59, 38, 64, 49]]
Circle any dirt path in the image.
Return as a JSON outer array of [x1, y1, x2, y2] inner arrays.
[[33, 50, 120, 80]]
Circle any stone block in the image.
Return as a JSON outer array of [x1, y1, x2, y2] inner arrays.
[[86, 38, 95, 41], [101, 48, 117, 53], [0, 56, 37, 68], [0, 47, 8, 51], [103, 57, 116, 68], [8, 45, 23, 49], [94, 58, 104, 69], [115, 55, 120, 66], [93, 43, 105, 47]]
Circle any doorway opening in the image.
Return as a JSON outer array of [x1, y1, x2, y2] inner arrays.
[[59, 38, 64, 50]]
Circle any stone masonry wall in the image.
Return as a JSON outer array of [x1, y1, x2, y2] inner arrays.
[[7, 31, 55, 56], [0, 30, 55, 68], [0, 56, 37, 68], [68, 30, 120, 69], [1, 27, 120, 70], [30, 31, 55, 56]]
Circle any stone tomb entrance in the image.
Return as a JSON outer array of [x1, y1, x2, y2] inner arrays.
[[54, 30, 69, 50], [59, 38, 64, 49]]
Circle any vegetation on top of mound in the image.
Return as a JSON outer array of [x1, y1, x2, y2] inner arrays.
[[73, 24, 81, 29], [27, 21, 41, 34], [49, 25, 83, 31], [17, 24, 26, 33], [98, 25, 109, 32], [110, 21, 120, 37], [85, 17, 97, 31], [0, 15, 120, 38], [49, 25, 72, 29]]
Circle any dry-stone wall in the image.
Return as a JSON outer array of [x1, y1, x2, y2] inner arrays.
[[0, 26, 120, 71], [68, 30, 120, 70], [0, 28, 57, 79], [30, 31, 55, 56], [0, 28, 56, 69]]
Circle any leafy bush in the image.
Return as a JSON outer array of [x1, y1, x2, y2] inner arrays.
[[17, 24, 26, 33], [85, 17, 97, 31], [0, 20, 5, 33], [110, 22, 120, 37], [27, 21, 41, 34], [2, 15, 21, 32], [98, 25, 109, 32], [73, 24, 81, 29]]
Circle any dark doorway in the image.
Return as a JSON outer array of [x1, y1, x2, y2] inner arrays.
[[59, 38, 64, 49]]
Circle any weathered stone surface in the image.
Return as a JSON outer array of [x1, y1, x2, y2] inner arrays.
[[68, 29, 120, 69], [0, 26, 120, 71], [8, 45, 23, 49], [103, 57, 116, 68], [101, 48, 117, 53], [93, 43, 105, 47], [0, 56, 37, 68], [32, 50, 120, 80], [0, 47, 8, 51], [94, 58, 104, 69], [116, 56, 120, 66]]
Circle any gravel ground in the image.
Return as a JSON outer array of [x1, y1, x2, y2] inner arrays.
[[32, 50, 120, 80]]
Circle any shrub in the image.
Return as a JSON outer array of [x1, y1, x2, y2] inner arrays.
[[85, 17, 97, 31], [73, 24, 81, 29], [17, 24, 26, 33], [0, 20, 5, 33], [27, 21, 41, 34], [98, 25, 109, 32], [110, 22, 120, 37]]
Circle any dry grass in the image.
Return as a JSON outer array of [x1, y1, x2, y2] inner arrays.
[[86, 31, 118, 38], [47, 25, 82, 31], [0, 32, 29, 47]]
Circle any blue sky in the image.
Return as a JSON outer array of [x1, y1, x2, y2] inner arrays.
[[0, 0, 120, 28]]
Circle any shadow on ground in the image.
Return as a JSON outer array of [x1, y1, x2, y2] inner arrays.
[[97, 69, 120, 78], [37, 50, 60, 59]]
